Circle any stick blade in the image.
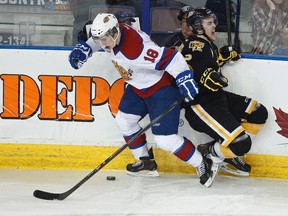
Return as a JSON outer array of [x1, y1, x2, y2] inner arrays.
[[33, 190, 62, 200]]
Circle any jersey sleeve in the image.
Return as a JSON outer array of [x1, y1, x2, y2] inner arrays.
[[162, 50, 190, 78], [86, 37, 102, 53], [132, 32, 190, 78]]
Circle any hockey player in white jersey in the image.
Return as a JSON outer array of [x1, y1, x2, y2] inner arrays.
[[68, 13, 219, 187]]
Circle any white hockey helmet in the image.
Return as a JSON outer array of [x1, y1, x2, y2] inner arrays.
[[91, 13, 119, 40]]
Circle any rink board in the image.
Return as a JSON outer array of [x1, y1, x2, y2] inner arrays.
[[0, 143, 288, 179], [1, 48, 288, 179]]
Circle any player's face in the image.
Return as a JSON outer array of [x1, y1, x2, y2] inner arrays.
[[181, 15, 193, 38], [98, 34, 116, 50], [202, 17, 217, 42], [123, 20, 133, 26]]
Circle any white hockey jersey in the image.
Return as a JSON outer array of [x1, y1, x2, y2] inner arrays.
[[87, 23, 189, 90]]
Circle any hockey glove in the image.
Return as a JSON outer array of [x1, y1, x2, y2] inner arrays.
[[218, 45, 240, 67], [176, 70, 199, 101], [200, 68, 228, 92], [68, 40, 92, 69]]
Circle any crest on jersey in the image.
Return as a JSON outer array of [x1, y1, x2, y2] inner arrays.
[[112, 60, 133, 80], [103, 16, 110, 23], [189, 40, 204, 52]]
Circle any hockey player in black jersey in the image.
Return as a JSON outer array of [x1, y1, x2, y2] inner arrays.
[[165, 7, 259, 177], [180, 7, 268, 177], [165, 5, 194, 51]]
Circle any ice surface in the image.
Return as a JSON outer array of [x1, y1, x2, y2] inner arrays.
[[0, 169, 288, 216]]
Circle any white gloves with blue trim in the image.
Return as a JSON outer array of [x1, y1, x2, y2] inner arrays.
[[176, 70, 199, 101], [69, 40, 92, 69]]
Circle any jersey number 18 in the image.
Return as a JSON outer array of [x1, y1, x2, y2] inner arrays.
[[144, 49, 158, 63]]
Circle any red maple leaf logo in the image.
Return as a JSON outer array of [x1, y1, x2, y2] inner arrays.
[[273, 107, 288, 138]]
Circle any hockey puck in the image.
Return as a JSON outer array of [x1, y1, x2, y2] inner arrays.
[[106, 176, 116, 181]]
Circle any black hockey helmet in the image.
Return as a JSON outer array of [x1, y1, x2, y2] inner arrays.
[[177, 5, 194, 21], [114, 11, 136, 23], [187, 7, 218, 33]]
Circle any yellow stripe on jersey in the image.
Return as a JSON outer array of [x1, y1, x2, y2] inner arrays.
[[218, 144, 237, 158], [245, 100, 257, 114], [192, 104, 245, 147], [241, 122, 265, 135]]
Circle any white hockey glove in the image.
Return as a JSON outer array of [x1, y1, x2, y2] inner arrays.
[[176, 70, 199, 101], [68, 40, 92, 69]]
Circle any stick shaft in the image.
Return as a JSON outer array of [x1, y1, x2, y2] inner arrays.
[[225, 0, 232, 45], [234, 0, 241, 49], [33, 96, 184, 200]]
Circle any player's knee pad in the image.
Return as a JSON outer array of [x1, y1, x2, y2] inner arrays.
[[154, 134, 184, 153], [229, 133, 252, 156], [115, 110, 142, 135], [247, 103, 268, 124]]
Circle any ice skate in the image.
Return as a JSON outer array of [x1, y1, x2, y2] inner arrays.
[[197, 141, 224, 163], [220, 157, 251, 177], [197, 141, 214, 157], [198, 142, 251, 177], [126, 148, 159, 177], [196, 157, 219, 188]]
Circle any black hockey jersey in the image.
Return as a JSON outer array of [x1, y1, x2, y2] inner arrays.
[[165, 32, 189, 52], [181, 36, 227, 101]]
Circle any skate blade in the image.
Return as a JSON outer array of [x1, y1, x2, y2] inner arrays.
[[204, 163, 219, 188], [220, 164, 249, 177], [126, 170, 160, 177]]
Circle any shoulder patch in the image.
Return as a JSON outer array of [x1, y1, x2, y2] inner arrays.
[[189, 40, 205, 52]]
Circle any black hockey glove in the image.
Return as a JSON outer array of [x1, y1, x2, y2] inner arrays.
[[200, 68, 228, 92], [218, 45, 241, 67]]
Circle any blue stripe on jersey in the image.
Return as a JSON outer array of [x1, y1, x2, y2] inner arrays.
[[155, 48, 178, 70]]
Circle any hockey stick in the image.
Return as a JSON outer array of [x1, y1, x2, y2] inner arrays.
[[234, 0, 241, 50], [225, 0, 232, 45], [33, 96, 184, 201]]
